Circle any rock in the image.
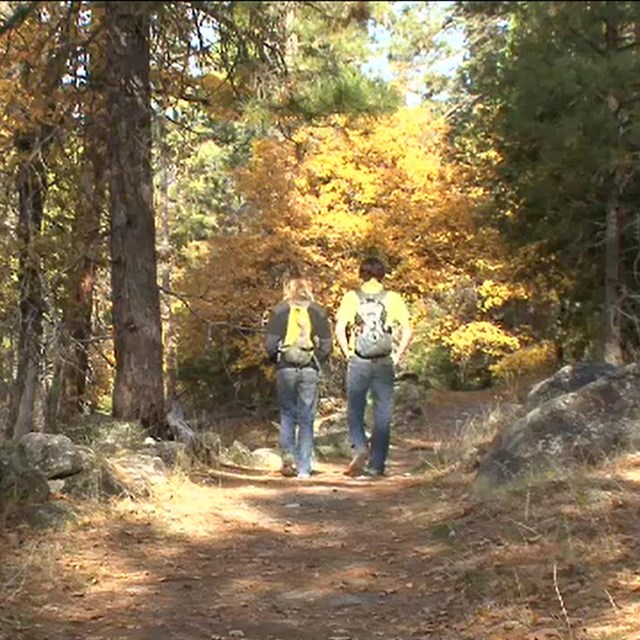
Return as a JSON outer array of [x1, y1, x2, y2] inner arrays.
[[0, 445, 50, 507], [314, 410, 351, 459], [57, 462, 130, 500], [188, 431, 222, 466], [251, 448, 282, 470], [66, 414, 147, 453], [393, 379, 429, 421], [315, 431, 352, 460], [145, 441, 187, 467], [221, 440, 254, 467], [2, 467, 50, 505], [18, 501, 76, 529], [166, 402, 195, 445], [14, 433, 84, 479], [526, 361, 619, 409], [108, 453, 167, 497], [475, 363, 640, 489]]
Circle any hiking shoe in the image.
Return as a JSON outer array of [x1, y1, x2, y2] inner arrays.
[[344, 450, 368, 477], [280, 456, 296, 477], [354, 466, 385, 480], [362, 466, 384, 478]]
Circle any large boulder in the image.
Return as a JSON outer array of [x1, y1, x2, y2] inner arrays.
[[15, 433, 86, 479], [475, 363, 640, 490], [525, 361, 619, 409], [50, 461, 130, 500], [0, 461, 50, 506]]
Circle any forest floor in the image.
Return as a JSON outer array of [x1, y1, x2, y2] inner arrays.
[[2, 387, 640, 640]]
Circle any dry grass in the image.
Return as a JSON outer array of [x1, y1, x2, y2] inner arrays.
[[2, 392, 640, 639]]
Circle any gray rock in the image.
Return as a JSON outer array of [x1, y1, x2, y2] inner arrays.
[[58, 462, 129, 500], [0, 446, 50, 507], [251, 448, 282, 469], [15, 433, 83, 479], [314, 431, 352, 460], [145, 441, 187, 467], [108, 453, 167, 497], [166, 402, 195, 445], [314, 410, 352, 459], [222, 440, 254, 467], [475, 363, 640, 489], [188, 430, 223, 466], [1, 467, 50, 505], [526, 361, 619, 409]]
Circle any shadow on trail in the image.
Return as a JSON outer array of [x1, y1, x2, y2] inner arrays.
[[5, 450, 640, 640]]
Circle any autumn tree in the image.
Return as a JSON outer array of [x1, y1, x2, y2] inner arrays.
[[47, 5, 109, 430], [1, 3, 76, 438], [176, 107, 536, 400]]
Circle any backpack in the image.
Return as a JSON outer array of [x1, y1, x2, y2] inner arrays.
[[353, 290, 393, 358], [280, 302, 315, 366]]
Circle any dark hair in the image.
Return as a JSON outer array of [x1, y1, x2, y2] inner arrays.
[[359, 257, 386, 281]]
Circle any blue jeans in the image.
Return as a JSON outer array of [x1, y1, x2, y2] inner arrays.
[[346, 355, 394, 473], [276, 367, 319, 476]]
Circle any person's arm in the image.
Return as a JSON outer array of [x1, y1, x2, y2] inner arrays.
[[393, 318, 413, 366], [335, 291, 356, 359], [311, 305, 333, 363], [264, 305, 286, 362], [389, 292, 413, 366], [335, 316, 351, 359]]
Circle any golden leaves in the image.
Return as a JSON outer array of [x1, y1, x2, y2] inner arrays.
[[177, 104, 544, 378]]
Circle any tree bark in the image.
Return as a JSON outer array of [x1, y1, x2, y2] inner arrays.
[[106, 1, 166, 435], [603, 20, 623, 366], [158, 116, 178, 403], [7, 132, 47, 439], [48, 126, 106, 430], [603, 171, 623, 365], [48, 6, 108, 430]]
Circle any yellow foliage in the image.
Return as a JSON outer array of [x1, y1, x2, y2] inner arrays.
[[443, 321, 521, 362], [176, 106, 547, 379], [478, 279, 529, 311], [490, 341, 557, 381]]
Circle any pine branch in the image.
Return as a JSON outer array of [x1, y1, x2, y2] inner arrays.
[[0, 1, 40, 38]]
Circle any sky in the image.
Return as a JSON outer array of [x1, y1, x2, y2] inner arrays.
[[361, 1, 466, 107]]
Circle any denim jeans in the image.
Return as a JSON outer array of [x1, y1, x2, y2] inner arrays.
[[276, 367, 319, 476], [346, 355, 394, 473]]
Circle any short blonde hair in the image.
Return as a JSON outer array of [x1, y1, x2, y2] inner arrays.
[[283, 277, 314, 302]]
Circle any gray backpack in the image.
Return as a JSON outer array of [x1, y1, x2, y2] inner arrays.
[[353, 290, 393, 358]]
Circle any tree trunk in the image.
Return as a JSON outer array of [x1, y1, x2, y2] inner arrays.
[[7, 132, 47, 439], [603, 20, 623, 366], [603, 171, 623, 365], [48, 131, 106, 430], [47, 8, 108, 431], [158, 117, 178, 403], [106, 1, 166, 435]]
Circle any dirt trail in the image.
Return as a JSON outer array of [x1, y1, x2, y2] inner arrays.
[[3, 388, 640, 640]]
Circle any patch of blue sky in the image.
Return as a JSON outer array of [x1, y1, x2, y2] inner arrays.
[[361, 1, 466, 107]]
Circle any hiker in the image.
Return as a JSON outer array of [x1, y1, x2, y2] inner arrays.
[[264, 269, 332, 479], [335, 257, 413, 478]]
